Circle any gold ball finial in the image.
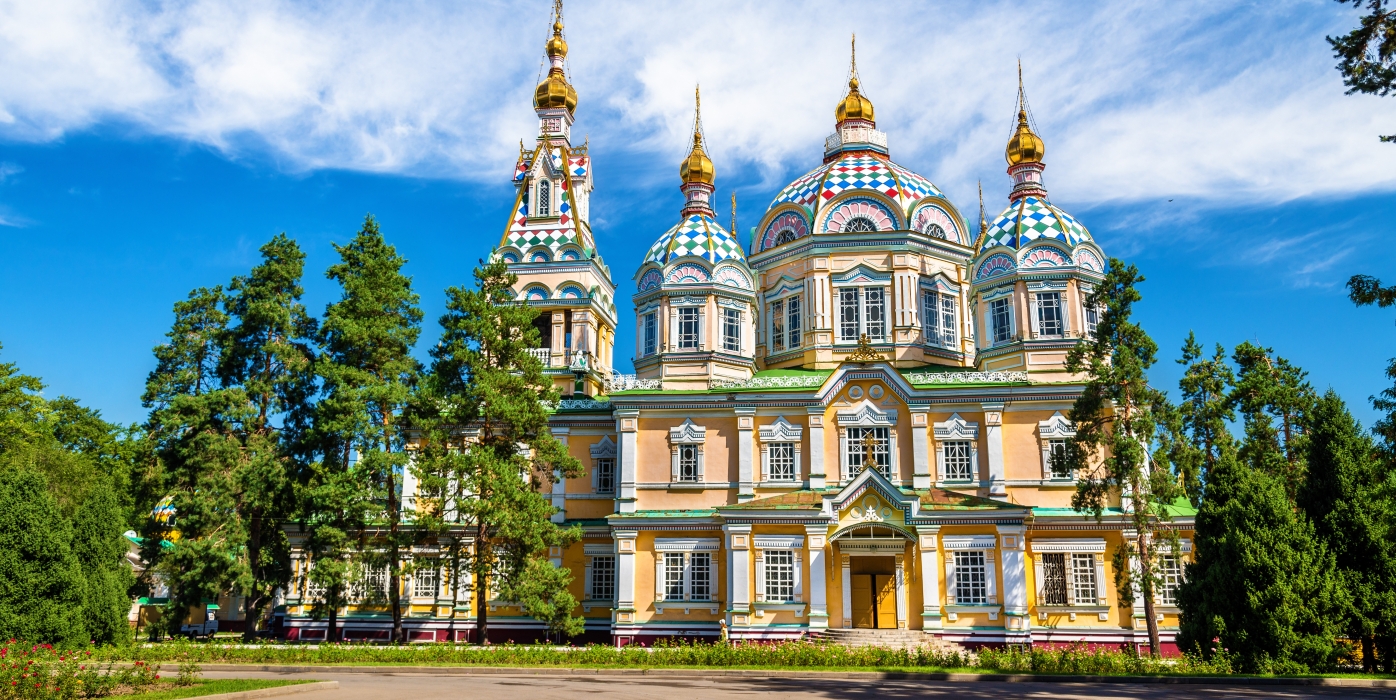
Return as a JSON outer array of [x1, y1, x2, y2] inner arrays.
[[680, 85, 715, 185], [836, 35, 875, 124], [534, 1, 577, 112]]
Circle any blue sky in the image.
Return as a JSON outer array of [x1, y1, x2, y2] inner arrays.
[[0, 0, 1394, 428]]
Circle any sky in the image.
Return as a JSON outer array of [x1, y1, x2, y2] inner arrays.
[[0, 0, 1393, 429]]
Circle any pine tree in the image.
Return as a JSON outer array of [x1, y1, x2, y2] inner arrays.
[[316, 215, 422, 643], [1298, 390, 1396, 672], [218, 233, 316, 639], [1231, 342, 1316, 502], [1175, 332, 1236, 506], [425, 259, 583, 644], [1177, 449, 1344, 673], [1060, 258, 1183, 656]]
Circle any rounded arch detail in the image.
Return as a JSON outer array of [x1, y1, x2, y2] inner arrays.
[[821, 194, 901, 234]]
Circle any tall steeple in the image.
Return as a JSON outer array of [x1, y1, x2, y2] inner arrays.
[[533, 0, 578, 145], [825, 34, 886, 162], [1005, 61, 1048, 202], [835, 34, 875, 127], [679, 85, 716, 216]]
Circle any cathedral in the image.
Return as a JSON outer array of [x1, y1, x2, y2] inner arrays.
[[281, 8, 1195, 652]]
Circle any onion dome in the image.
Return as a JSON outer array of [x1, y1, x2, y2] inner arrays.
[[643, 214, 744, 266], [680, 87, 715, 185], [981, 196, 1092, 251], [1005, 107, 1044, 165], [534, 19, 578, 113], [835, 36, 875, 124]]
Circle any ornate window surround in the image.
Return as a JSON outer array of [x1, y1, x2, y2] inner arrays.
[[942, 535, 998, 609], [1037, 412, 1076, 481], [758, 417, 804, 483], [669, 419, 706, 485], [754, 536, 804, 605], [582, 543, 616, 610], [653, 538, 721, 612], [1031, 538, 1108, 611], [1027, 280, 1070, 339], [836, 400, 898, 483], [590, 436, 617, 493], [933, 413, 980, 484]]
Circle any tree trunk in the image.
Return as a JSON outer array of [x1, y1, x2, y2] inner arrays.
[[476, 523, 489, 645], [327, 587, 339, 644], [243, 512, 264, 642], [390, 469, 403, 644], [1363, 635, 1376, 673], [1137, 530, 1161, 657]]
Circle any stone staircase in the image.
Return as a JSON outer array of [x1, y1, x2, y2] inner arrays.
[[813, 628, 969, 657]]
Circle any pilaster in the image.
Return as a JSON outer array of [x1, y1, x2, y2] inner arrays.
[[998, 524, 1029, 633], [916, 525, 942, 629], [614, 530, 638, 626], [805, 525, 829, 627], [840, 553, 852, 628], [736, 408, 757, 501], [550, 426, 569, 524], [616, 409, 639, 513], [982, 401, 1007, 496], [807, 407, 827, 489], [723, 525, 752, 624], [911, 408, 931, 489]]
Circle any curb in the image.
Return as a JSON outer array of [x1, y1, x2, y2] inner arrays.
[[197, 665, 1396, 688], [188, 681, 338, 700]]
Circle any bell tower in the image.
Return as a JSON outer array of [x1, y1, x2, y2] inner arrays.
[[495, 0, 617, 396]]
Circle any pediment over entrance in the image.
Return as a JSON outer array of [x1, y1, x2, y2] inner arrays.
[[826, 463, 919, 523]]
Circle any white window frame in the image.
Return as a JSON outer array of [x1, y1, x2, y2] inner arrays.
[[943, 535, 997, 606], [785, 293, 802, 350], [591, 436, 618, 495], [412, 560, 439, 600], [1038, 412, 1077, 481], [677, 306, 701, 350], [669, 419, 706, 483], [536, 178, 552, 217], [1027, 281, 1070, 339], [1158, 554, 1184, 606], [1031, 538, 1108, 607], [934, 413, 980, 484], [641, 311, 658, 356], [753, 536, 804, 604], [758, 416, 804, 483], [836, 401, 897, 482], [988, 295, 1014, 345], [721, 306, 742, 353], [835, 285, 889, 343], [583, 544, 616, 603], [920, 283, 959, 349], [770, 298, 785, 352], [654, 539, 720, 605]]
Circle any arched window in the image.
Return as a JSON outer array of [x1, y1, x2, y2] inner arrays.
[[537, 180, 552, 217], [924, 223, 946, 239], [774, 228, 799, 245], [842, 216, 877, 233]]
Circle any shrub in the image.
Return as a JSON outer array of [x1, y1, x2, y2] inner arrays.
[[0, 641, 161, 699]]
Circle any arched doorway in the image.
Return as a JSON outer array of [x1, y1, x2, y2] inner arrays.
[[832, 524, 914, 630]]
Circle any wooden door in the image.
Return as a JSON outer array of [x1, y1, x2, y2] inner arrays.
[[851, 575, 874, 628], [874, 574, 897, 629]]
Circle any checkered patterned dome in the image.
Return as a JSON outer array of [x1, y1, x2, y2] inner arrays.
[[643, 214, 745, 266], [766, 153, 945, 222], [979, 196, 1092, 252]]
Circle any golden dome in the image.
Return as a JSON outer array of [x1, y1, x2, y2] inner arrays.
[[680, 131, 715, 185], [1005, 109, 1045, 165], [533, 18, 577, 112], [836, 76, 875, 124]]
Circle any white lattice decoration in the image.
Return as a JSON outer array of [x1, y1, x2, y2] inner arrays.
[[710, 374, 829, 390], [605, 373, 661, 392], [904, 371, 1028, 384]]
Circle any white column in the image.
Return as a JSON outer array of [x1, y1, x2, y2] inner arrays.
[[736, 408, 756, 501], [998, 525, 1028, 632], [806, 408, 826, 490], [917, 526, 942, 629], [723, 525, 752, 620], [911, 408, 931, 489], [614, 530, 638, 626], [550, 427, 569, 524], [805, 526, 829, 628], [616, 409, 639, 513], [840, 553, 852, 628], [982, 402, 1007, 496], [894, 553, 908, 629]]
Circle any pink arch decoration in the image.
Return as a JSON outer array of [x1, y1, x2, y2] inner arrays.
[[760, 211, 810, 251], [824, 198, 896, 233], [975, 253, 1016, 281], [1021, 246, 1070, 268], [666, 263, 710, 284]]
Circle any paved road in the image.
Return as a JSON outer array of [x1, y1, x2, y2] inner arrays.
[[204, 669, 1395, 699]]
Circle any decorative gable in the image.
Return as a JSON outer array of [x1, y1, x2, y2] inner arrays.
[[837, 400, 897, 427], [669, 419, 706, 444], [758, 416, 803, 442], [933, 413, 979, 440], [1038, 412, 1075, 439], [589, 435, 616, 459]]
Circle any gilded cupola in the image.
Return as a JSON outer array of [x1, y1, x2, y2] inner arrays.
[[835, 36, 875, 125], [680, 87, 715, 185], [533, 14, 578, 113]]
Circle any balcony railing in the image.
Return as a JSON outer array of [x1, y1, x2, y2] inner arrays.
[[526, 348, 552, 365]]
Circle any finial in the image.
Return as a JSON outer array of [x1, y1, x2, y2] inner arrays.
[[693, 84, 703, 145], [846, 333, 884, 363], [978, 180, 986, 232], [850, 34, 859, 89], [730, 191, 737, 234]]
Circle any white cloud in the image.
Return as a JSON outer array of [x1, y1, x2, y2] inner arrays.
[[0, 0, 1390, 209]]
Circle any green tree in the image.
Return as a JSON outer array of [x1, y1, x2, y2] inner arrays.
[[1349, 274, 1396, 448], [1231, 342, 1316, 502], [1060, 259, 1183, 657], [1175, 332, 1236, 506], [1298, 390, 1396, 672], [0, 468, 85, 645], [218, 233, 316, 640], [71, 478, 136, 645], [1177, 449, 1345, 673], [316, 215, 422, 643], [424, 259, 583, 643], [1330, 0, 1396, 141]]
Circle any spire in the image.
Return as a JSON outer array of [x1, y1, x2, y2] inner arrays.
[[730, 191, 737, 235], [534, 0, 577, 113], [680, 85, 715, 186], [1005, 59, 1044, 166], [835, 34, 875, 125], [978, 180, 987, 234]]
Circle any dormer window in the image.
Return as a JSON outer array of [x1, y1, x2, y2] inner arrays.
[[537, 180, 552, 217]]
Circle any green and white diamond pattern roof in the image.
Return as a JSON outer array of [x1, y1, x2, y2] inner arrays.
[[644, 214, 745, 266], [980, 196, 1091, 251]]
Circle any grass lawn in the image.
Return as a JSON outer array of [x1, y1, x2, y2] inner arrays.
[[126, 679, 308, 698]]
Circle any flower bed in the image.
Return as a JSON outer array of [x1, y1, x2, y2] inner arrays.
[[0, 642, 161, 698]]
